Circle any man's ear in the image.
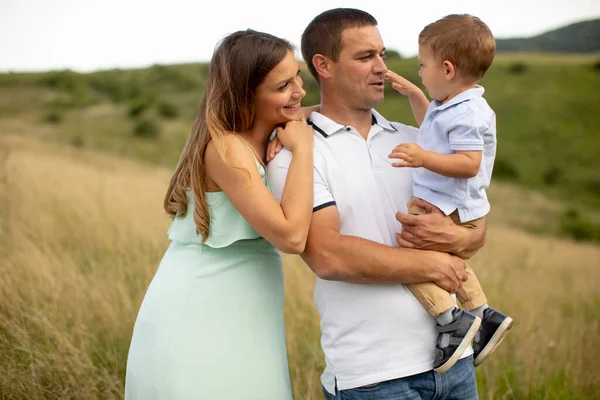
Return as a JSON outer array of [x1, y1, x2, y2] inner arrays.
[[443, 60, 456, 81], [313, 54, 332, 80]]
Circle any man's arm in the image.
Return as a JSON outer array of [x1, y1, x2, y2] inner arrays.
[[301, 205, 467, 293], [267, 147, 468, 292], [395, 198, 486, 260]]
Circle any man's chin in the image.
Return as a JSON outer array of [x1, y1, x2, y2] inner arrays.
[[366, 94, 384, 109]]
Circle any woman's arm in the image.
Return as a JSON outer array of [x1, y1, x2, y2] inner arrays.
[[266, 106, 319, 161], [205, 130, 313, 254]]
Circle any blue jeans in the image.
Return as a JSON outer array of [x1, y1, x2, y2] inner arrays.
[[322, 356, 478, 400]]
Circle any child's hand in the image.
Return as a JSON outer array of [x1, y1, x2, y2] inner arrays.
[[389, 143, 428, 168], [384, 70, 421, 97]]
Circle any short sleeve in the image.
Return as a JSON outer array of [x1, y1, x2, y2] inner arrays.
[[312, 156, 335, 212], [447, 111, 487, 151], [266, 148, 335, 212], [266, 149, 293, 203]]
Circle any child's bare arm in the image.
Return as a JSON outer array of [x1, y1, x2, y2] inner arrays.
[[389, 143, 482, 178], [385, 70, 429, 125]]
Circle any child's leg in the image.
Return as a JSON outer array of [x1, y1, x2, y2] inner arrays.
[[448, 213, 489, 319], [407, 197, 456, 320], [456, 263, 488, 313], [407, 197, 428, 216], [405, 198, 481, 373], [406, 282, 457, 320], [448, 211, 513, 367]]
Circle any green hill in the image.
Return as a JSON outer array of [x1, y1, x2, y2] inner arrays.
[[0, 53, 599, 241], [496, 19, 600, 53]]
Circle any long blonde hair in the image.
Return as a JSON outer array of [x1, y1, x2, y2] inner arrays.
[[163, 30, 293, 242]]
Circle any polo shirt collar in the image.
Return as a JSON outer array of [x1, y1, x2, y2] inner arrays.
[[371, 109, 398, 132], [308, 109, 397, 138], [432, 84, 485, 111], [308, 111, 346, 138]]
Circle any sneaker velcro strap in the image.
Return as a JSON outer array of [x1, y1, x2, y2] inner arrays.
[[449, 337, 465, 346], [436, 320, 461, 333]]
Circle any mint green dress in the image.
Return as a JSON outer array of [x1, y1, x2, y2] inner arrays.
[[125, 160, 293, 399]]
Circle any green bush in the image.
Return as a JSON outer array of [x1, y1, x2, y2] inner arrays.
[[587, 178, 600, 196], [133, 117, 160, 139], [157, 101, 179, 119], [38, 70, 93, 106], [560, 208, 600, 242], [128, 98, 152, 118], [493, 159, 519, 180], [508, 62, 528, 74], [385, 49, 403, 60], [87, 72, 142, 103], [70, 135, 85, 148], [38, 70, 83, 92], [542, 166, 563, 186], [45, 98, 77, 110], [43, 111, 63, 124]]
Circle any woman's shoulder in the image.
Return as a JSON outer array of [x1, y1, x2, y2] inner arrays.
[[205, 133, 255, 167], [204, 134, 265, 187]]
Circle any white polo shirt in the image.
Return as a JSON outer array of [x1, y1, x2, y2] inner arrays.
[[267, 110, 470, 394]]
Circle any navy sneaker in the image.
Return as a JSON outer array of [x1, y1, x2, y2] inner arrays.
[[434, 308, 481, 373], [473, 307, 513, 367]]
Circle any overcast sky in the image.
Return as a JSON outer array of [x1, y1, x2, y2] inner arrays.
[[1, 0, 598, 72]]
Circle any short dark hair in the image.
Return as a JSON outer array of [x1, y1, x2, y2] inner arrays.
[[301, 8, 378, 81]]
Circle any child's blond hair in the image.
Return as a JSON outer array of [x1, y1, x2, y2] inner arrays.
[[419, 14, 496, 80]]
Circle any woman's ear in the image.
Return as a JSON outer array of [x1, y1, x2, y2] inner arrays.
[[443, 60, 456, 81], [313, 54, 332, 80]]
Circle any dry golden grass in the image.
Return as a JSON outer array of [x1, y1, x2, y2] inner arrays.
[[0, 135, 598, 399]]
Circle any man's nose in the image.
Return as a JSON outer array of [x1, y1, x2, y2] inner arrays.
[[373, 55, 387, 73]]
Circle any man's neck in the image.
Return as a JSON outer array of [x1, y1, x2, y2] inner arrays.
[[319, 94, 373, 140]]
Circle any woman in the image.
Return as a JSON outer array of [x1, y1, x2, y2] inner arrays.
[[125, 30, 313, 399]]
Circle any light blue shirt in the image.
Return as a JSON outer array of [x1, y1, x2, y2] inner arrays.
[[413, 85, 496, 222]]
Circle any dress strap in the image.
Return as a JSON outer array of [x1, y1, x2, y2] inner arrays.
[[234, 134, 265, 168]]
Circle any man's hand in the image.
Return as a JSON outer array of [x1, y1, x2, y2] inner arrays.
[[431, 252, 468, 293], [389, 143, 429, 168], [395, 198, 483, 259]]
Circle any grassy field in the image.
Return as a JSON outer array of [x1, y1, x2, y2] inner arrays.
[[0, 53, 599, 399], [0, 53, 599, 241], [0, 134, 599, 399]]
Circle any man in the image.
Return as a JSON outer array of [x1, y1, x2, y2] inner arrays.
[[267, 8, 485, 399]]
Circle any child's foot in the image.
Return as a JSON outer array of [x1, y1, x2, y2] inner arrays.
[[473, 307, 513, 367], [433, 309, 481, 373]]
